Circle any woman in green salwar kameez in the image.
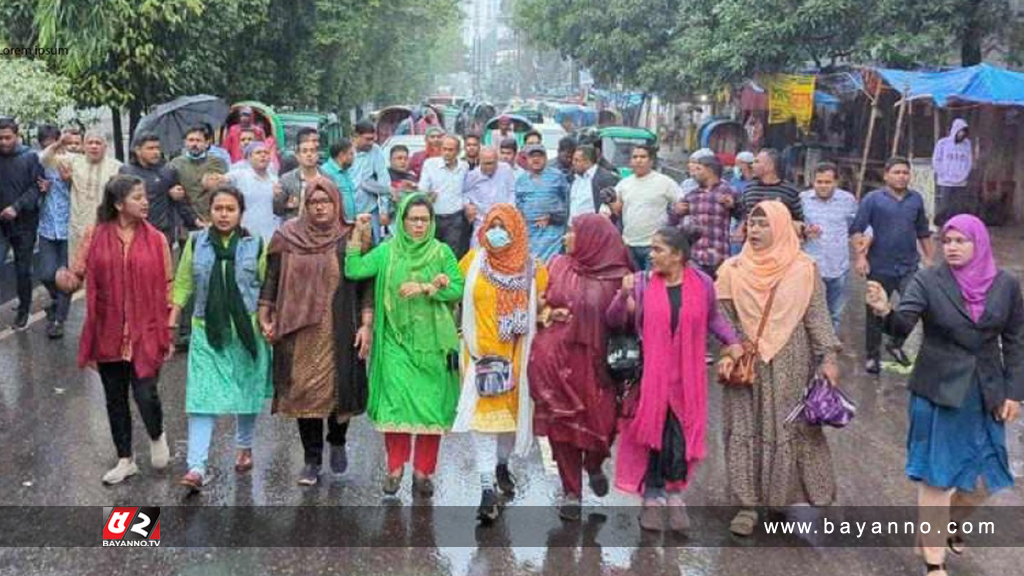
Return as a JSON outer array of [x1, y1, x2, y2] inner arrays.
[[169, 185, 272, 492], [346, 193, 464, 497]]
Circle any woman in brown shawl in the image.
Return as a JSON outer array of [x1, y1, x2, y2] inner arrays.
[[258, 177, 373, 486], [528, 214, 636, 520]]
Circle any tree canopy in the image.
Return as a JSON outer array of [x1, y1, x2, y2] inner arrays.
[[513, 0, 1023, 96], [3, 0, 464, 119]]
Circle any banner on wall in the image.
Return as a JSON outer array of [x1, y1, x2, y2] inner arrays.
[[765, 74, 816, 131]]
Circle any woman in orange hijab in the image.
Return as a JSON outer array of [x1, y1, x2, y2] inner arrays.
[[454, 204, 548, 523], [715, 200, 842, 537]]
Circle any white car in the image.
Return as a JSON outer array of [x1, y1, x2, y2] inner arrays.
[[535, 123, 567, 160]]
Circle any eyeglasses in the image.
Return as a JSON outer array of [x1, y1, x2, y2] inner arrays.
[[405, 216, 431, 224], [307, 198, 333, 206]]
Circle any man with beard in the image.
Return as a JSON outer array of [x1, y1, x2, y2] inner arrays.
[[323, 138, 358, 224], [350, 120, 391, 242], [169, 125, 228, 221]]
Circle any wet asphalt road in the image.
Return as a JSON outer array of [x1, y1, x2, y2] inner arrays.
[[2, 229, 1024, 575]]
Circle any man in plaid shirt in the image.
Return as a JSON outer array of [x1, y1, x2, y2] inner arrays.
[[671, 155, 741, 278]]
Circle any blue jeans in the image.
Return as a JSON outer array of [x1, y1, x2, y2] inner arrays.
[[37, 237, 70, 323], [821, 272, 849, 333], [629, 245, 651, 271], [186, 414, 257, 474]]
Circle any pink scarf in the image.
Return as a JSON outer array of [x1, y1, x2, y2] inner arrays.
[[943, 214, 997, 322], [627, 268, 708, 452]]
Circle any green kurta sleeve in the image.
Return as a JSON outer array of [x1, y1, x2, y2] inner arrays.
[[345, 243, 387, 280], [172, 235, 196, 307], [429, 245, 464, 303]]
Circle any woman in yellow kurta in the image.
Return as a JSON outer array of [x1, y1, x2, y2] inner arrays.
[[453, 204, 547, 523]]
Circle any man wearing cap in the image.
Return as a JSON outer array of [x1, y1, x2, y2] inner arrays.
[[420, 135, 470, 258], [516, 143, 569, 262], [410, 126, 446, 180], [225, 107, 266, 163], [680, 148, 715, 196], [730, 151, 756, 193]]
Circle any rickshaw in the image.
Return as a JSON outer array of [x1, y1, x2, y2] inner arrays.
[[554, 104, 598, 132], [580, 126, 658, 178], [505, 108, 544, 124], [697, 117, 748, 167], [375, 105, 414, 143], [481, 114, 535, 148], [467, 102, 497, 135]]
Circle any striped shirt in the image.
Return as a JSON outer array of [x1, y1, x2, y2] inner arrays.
[[742, 179, 804, 221]]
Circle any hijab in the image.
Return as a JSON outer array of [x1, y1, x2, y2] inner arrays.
[[478, 204, 531, 341], [383, 193, 459, 353], [567, 214, 634, 280], [267, 177, 348, 338], [715, 200, 817, 362], [943, 214, 997, 322]]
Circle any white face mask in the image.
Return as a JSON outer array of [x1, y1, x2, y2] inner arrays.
[[485, 226, 511, 248]]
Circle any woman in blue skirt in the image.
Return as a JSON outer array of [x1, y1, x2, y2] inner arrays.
[[866, 214, 1023, 576]]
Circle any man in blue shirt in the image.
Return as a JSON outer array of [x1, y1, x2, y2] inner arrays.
[[36, 126, 74, 338], [800, 162, 858, 333], [850, 157, 934, 374]]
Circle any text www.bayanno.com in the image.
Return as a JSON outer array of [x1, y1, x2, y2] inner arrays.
[[763, 519, 994, 539]]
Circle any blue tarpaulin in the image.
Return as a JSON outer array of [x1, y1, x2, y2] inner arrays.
[[874, 63, 1024, 107]]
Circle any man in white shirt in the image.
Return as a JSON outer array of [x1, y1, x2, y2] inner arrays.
[[613, 144, 682, 269], [419, 135, 469, 258]]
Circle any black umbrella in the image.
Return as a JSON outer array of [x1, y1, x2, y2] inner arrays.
[[133, 95, 229, 155]]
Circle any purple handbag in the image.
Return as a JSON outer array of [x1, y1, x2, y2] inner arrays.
[[785, 374, 856, 428]]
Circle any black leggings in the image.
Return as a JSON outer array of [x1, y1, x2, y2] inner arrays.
[[97, 362, 164, 458], [297, 416, 350, 466]]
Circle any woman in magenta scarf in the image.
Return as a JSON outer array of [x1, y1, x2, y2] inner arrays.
[[607, 226, 742, 533], [528, 214, 634, 521], [867, 214, 1023, 576]]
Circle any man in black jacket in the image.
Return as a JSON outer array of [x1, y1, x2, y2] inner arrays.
[[568, 145, 619, 220], [0, 117, 44, 329], [119, 131, 198, 246]]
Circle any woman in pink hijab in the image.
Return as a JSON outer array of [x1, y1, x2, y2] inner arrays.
[[867, 214, 1024, 576]]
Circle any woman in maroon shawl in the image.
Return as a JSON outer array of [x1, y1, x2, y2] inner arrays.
[[528, 214, 635, 520], [57, 175, 174, 485]]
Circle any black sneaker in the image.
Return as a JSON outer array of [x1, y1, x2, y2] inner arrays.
[[495, 463, 515, 495], [865, 358, 881, 375], [412, 475, 435, 498], [13, 310, 29, 331], [885, 343, 912, 367], [558, 495, 582, 522], [297, 464, 319, 486], [46, 321, 64, 340], [588, 470, 610, 497], [477, 489, 500, 524], [329, 444, 348, 475]]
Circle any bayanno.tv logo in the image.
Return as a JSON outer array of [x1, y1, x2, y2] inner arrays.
[[102, 507, 161, 547]]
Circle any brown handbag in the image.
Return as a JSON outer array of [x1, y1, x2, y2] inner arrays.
[[720, 285, 777, 386]]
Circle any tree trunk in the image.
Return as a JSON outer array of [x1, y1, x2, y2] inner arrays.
[[110, 105, 124, 163], [128, 102, 143, 145], [961, 0, 984, 66]]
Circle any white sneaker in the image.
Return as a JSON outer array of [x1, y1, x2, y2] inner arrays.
[[150, 433, 169, 470], [102, 458, 139, 485]]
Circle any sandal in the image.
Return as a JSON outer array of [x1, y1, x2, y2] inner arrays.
[[947, 522, 965, 555], [729, 508, 758, 537], [925, 562, 946, 575], [234, 449, 253, 473]]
